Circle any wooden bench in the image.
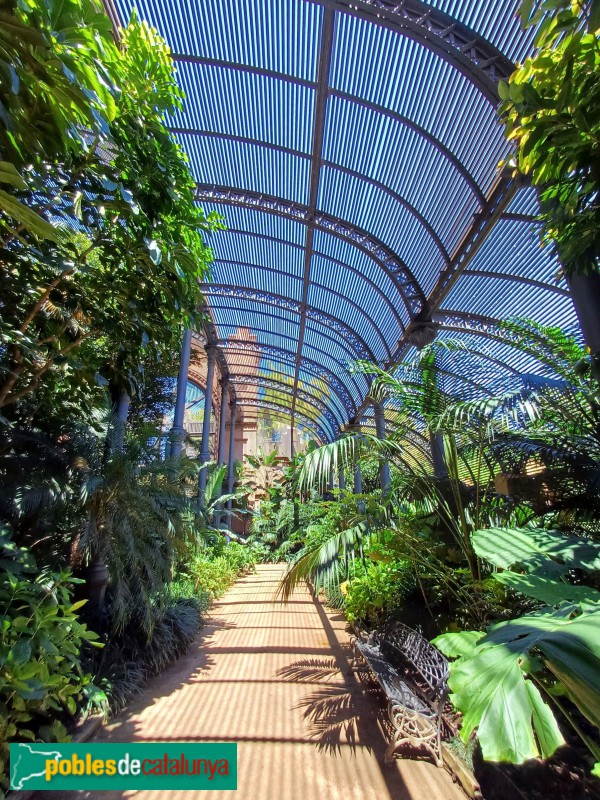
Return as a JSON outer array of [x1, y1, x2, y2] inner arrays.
[[349, 620, 449, 767]]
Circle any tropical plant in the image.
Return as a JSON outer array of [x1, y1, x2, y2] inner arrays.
[[499, 0, 600, 276], [434, 525, 600, 773], [0, 5, 221, 413], [0, 527, 105, 795], [243, 447, 284, 502], [342, 557, 414, 627], [76, 421, 200, 635], [196, 462, 247, 534], [89, 593, 206, 714]]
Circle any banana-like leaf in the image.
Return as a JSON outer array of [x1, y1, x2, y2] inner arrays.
[[493, 571, 600, 605], [472, 526, 600, 576], [0, 161, 27, 189], [0, 189, 64, 242], [435, 605, 600, 762], [298, 433, 402, 492]]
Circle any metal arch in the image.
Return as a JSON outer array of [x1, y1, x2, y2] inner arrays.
[[174, 129, 452, 261], [212, 225, 405, 341], [432, 310, 581, 358], [239, 403, 329, 445], [169, 1, 516, 101], [221, 344, 353, 418], [203, 282, 382, 361], [231, 374, 340, 434], [321, 0, 514, 103], [172, 66, 485, 204], [361, 171, 521, 406], [206, 307, 366, 385], [219, 337, 358, 417], [461, 269, 570, 296], [196, 186, 426, 318], [329, 90, 486, 204], [211, 258, 392, 358], [232, 372, 340, 419], [237, 398, 331, 443], [211, 328, 361, 413], [226, 364, 346, 428]]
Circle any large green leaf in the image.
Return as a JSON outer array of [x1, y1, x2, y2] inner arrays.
[[435, 606, 600, 762], [0, 189, 63, 242], [493, 572, 600, 605], [435, 632, 564, 761], [0, 161, 27, 189], [472, 526, 600, 576]]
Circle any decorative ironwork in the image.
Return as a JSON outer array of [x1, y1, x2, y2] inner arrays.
[[314, 214, 424, 315], [204, 286, 301, 314], [196, 186, 426, 318], [326, 0, 514, 102], [231, 373, 341, 432], [203, 284, 375, 360], [219, 338, 357, 417], [428, 176, 520, 311], [197, 302, 237, 403], [237, 399, 331, 442]]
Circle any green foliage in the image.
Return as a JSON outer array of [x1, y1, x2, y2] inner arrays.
[[472, 526, 600, 577], [342, 558, 414, 627], [176, 541, 260, 602], [0, 3, 221, 412], [90, 595, 206, 714], [0, 0, 117, 163], [499, 0, 600, 275], [279, 494, 387, 601], [436, 604, 600, 764], [0, 528, 105, 794], [435, 525, 600, 768], [76, 424, 200, 636], [197, 462, 247, 533]]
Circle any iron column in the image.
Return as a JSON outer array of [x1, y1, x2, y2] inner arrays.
[[198, 345, 217, 504], [169, 328, 192, 458]]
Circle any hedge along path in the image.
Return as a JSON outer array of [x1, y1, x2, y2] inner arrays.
[[33, 564, 465, 800]]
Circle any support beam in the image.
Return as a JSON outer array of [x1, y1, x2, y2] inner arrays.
[[374, 401, 390, 495], [339, 465, 346, 491], [226, 401, 237, 514], [354, 463, 363, 495], [214, 378, 230, 527], [198, 345, 217, 505], [169, 328, 193, 458], [348, 423, 363, 495], [568, 272, 600, 354], [429, 431, 447, 478], [113, 388, 130, 452], [217, 379, 229, 466]]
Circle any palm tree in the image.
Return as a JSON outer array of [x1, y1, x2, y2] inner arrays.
[[279, 320, 595, 605], [75, 420, 199, 636]]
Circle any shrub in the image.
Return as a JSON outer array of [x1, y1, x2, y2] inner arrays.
[[343, 559, 415, 628], [221, 541, 257, 575], [92, 596, 206, 713], [0, 529, 105, 795]]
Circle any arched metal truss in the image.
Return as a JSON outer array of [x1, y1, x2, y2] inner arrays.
[[106, 0, 580, 443], [196, 186, 426, 317], [232, 374, 339, 438], [237, 398, 329, 443], [323, 0, 514, 101], [214, 320, 367, 402], [232, 374, 335, 420], [220, 338, 357, 418], [202, 285, 377, 360]]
